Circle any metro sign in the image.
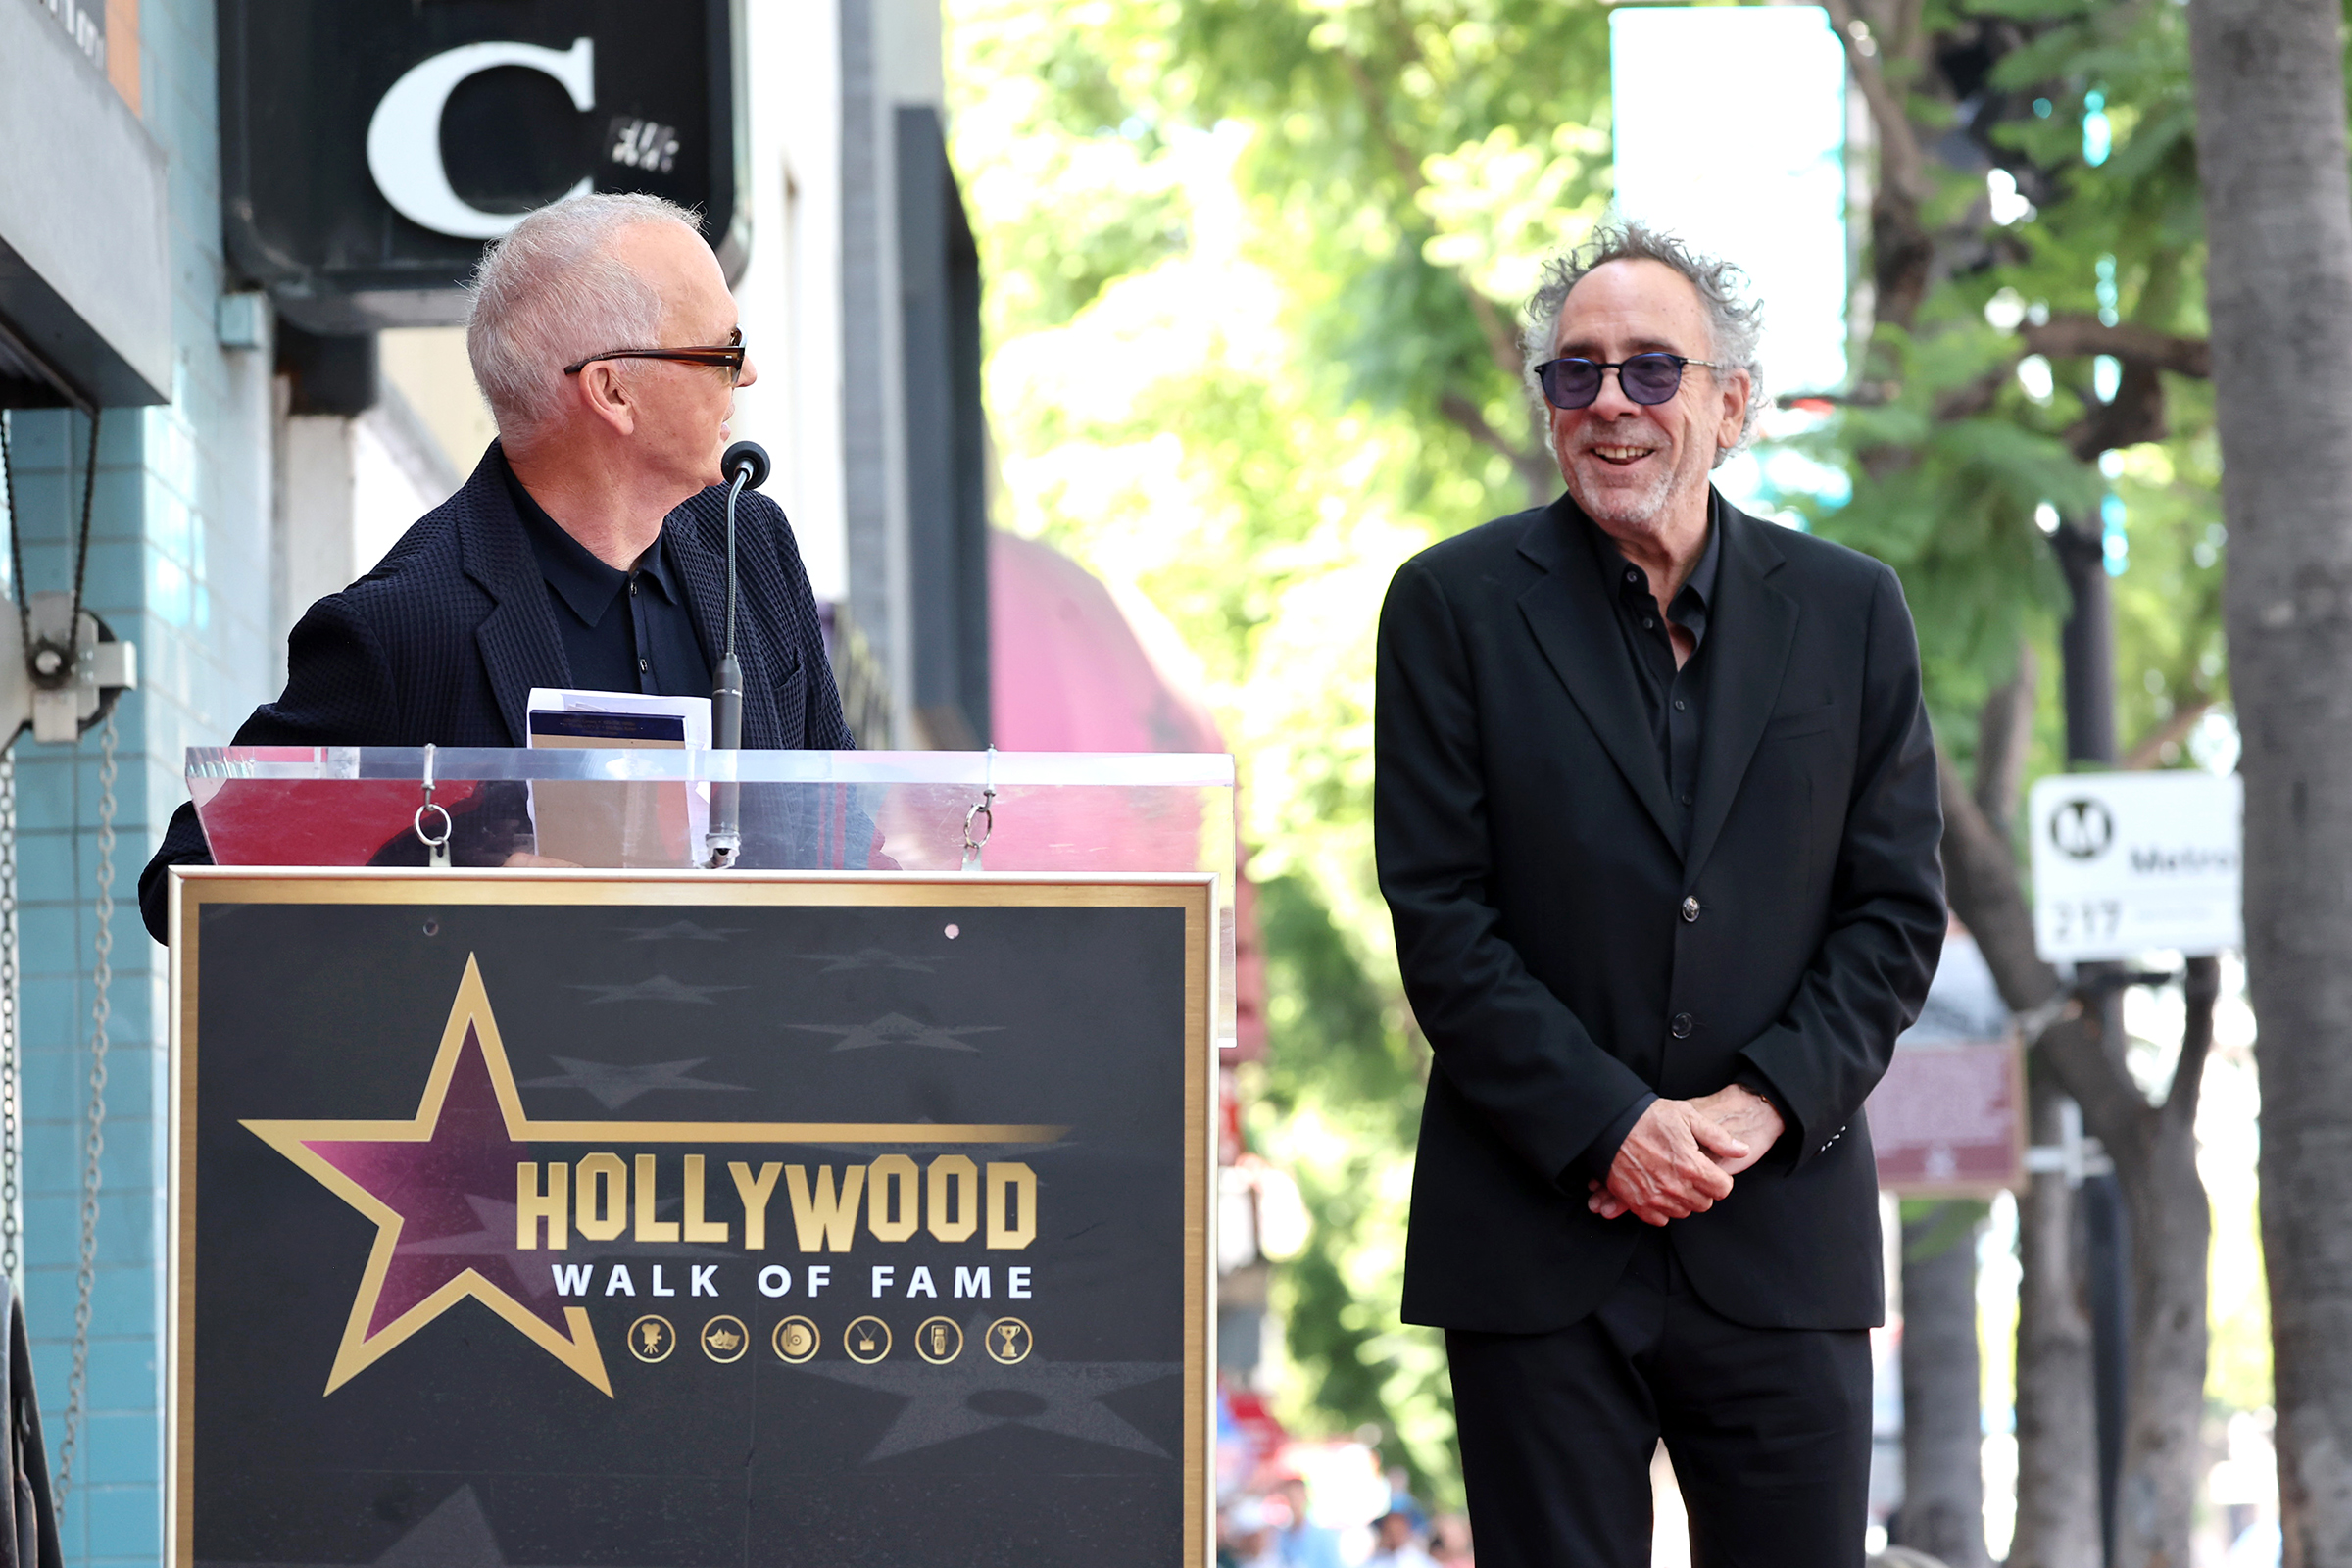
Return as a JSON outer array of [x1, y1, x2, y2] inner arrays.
[[2028, 770, 2242, 961], [220, 1, 744, 333]]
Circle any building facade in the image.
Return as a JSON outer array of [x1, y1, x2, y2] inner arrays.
[[0, 1, 988, 1562]]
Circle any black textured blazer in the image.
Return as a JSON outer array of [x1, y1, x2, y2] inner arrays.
[[1376, 490, 1945, 1334], [139, 444, 854, 941]]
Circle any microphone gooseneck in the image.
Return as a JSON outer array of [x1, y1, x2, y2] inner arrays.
[[707, 440, 770, 869]]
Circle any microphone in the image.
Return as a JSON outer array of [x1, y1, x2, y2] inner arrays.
[[723, 439, 770, 491], [707, 440, 769, 868]]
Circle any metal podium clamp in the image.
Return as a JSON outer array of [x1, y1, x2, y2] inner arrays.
[[962, 746, 998, 873], [413, 744, 452, 870]]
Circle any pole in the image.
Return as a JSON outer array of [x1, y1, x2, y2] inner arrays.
[[2054, 518, 2130, 1568]]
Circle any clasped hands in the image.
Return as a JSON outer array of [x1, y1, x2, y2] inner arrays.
[[1585, 1086, 1785, 1227]]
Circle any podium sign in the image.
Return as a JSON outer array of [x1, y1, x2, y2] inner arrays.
[[170, 870, 1213, 1567]]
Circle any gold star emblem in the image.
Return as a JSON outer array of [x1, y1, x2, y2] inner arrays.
[[243, 957, 613, 1396]]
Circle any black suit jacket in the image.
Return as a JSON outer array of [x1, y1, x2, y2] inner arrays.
[[139, 444, 854, 941], [1376, 491, 1943, 1334]]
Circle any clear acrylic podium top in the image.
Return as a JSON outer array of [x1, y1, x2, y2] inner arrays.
[[187, 746, 1239, 1044]]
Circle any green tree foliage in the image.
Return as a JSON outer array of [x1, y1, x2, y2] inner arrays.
[[947, 0, 1621, 1497], [1249, 875, 1454, 1499], [946, 0, 2255, 1514], [1806, 0, 2227, 775]]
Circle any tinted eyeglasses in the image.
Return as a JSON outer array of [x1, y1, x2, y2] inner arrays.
[[564, 326, 747, 383], [1535, 352, 1718, 410]]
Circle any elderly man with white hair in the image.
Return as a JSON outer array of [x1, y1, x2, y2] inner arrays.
[[139, 193, 852, 941]]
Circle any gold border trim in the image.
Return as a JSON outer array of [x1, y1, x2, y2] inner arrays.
[[168, 868, 1215, 1568]]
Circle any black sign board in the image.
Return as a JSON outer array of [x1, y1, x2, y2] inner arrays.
[[171, 873, 1211, 1567], [219, 2, 747, 333]]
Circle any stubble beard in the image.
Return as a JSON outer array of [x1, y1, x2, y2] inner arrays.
[[1557, 425, 1706, 544]]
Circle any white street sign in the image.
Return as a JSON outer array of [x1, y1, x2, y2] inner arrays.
[[2028, 771, 2242, 961]]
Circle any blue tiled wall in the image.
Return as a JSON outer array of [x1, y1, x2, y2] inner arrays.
[[5, 0, 283, 1563]]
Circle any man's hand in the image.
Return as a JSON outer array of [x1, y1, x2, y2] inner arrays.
[[1585, 1099, 1747, 1226], [1690, 1084, 1786, 1178]]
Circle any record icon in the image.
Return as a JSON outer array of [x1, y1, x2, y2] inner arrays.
[[771, 1316, 819, 1364]]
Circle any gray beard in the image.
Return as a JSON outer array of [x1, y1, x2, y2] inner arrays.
[[1561, 438, 1691, 531]]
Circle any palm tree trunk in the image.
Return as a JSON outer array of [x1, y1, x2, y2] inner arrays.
[[2188, 0, 2352, 1559]]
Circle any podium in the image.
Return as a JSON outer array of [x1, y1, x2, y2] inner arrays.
[[169, 748, 1231, 1568]]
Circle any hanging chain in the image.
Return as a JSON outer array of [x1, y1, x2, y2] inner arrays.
[[0, 410, 23, 627], [57, 713, 116, 1511], [0, 746, 20, 1285], [66, 410, 99, 643], [0, 416, 20, 1285]]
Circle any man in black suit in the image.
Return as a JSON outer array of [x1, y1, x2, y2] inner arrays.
[[138, 193, 852, 942], [1376, 223, 1944, 1566]]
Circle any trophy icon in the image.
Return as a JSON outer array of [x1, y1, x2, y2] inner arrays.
[[628, 1315, 676, 1363], [915, 1316, 963, 1365], [845, 1315, 892, 1364], [985, 1317, 1032, 1365]]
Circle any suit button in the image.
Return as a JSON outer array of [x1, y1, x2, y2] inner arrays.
[[1681, 896, 1700, 923], [1671, 1013, 1693, 1039]]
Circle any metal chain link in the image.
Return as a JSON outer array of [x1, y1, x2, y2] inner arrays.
[[0, 410, 23, 622], [66, 410, 99, 645], [57, 712, 115, 1510], [1, 746, 20, 1284]]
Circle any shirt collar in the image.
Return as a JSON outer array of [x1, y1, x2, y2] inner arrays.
[[499, 450, 682, 627], [1581, 493, 1722, 615], [1681, 497, 1723, 611]]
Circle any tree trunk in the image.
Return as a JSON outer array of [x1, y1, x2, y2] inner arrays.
[[2188, 0, 2352, 1560], [2007, 1072, 2103, 1568], [1937, 664, 2106, 1567], [2110, 957, 2217, 1568], [1937, 741, 2217, 1568], [1895, 1205, 1991, 1568]]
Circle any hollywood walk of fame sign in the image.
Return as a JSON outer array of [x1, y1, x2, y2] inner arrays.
[[169, 870, 1214, 1568]]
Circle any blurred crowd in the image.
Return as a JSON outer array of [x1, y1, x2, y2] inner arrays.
[[1216, 1467, 1474, 1568]]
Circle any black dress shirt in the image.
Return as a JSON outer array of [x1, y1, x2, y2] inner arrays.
[[1572, 503, 1778, 1184], [1590, 507, 1721, 851], [501, 455, 713, 700]]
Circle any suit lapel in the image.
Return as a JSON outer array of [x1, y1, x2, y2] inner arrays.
[[1683, 501, 1800, 880], [1515, 501, 1681, 852], [663, 509, 730, 683], [457, 444, 572, 747]]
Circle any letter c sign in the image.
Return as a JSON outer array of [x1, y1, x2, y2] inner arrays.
[[366, 37, 597, 241]]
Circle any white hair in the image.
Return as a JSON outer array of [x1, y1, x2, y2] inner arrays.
[[466, 192, 705, 448]]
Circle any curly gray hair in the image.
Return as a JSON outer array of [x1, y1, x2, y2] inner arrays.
[[1522, 221, 1766, 461]]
